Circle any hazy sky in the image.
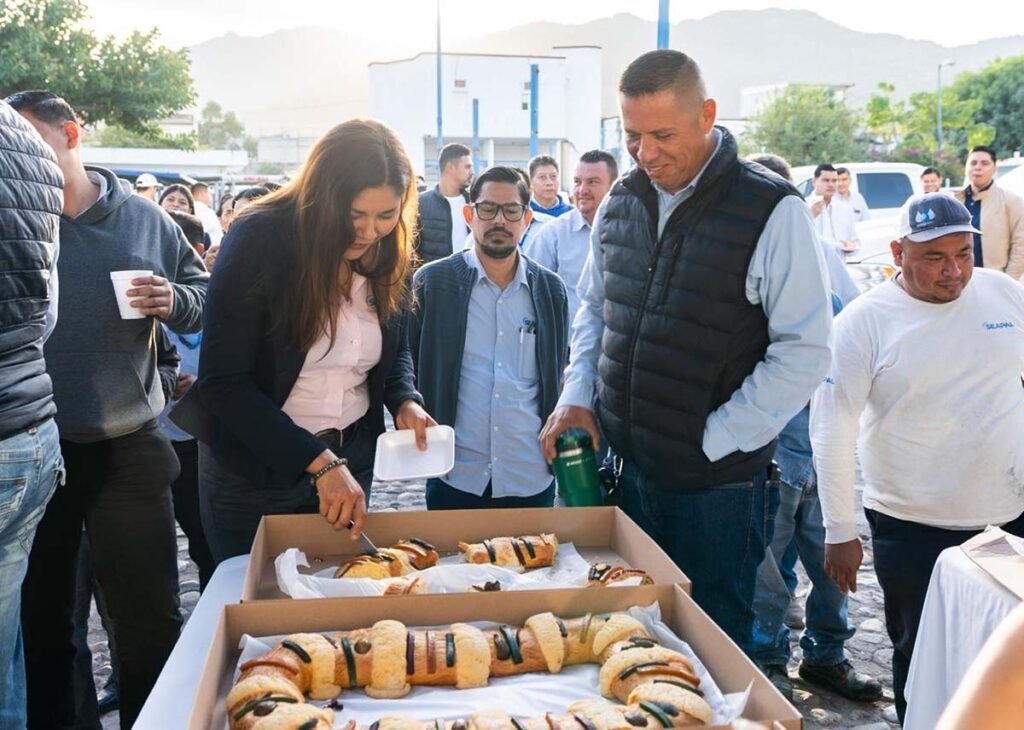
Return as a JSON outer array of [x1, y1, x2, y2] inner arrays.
[[86, 0, 1024, 49]]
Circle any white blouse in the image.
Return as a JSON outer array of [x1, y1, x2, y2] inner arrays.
[[281, 274, 383, 434]]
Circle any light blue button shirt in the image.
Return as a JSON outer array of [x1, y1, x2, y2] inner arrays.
[[523, 208, 591, 323], [445, 248, 553, 498], [559, 130, 832, 463]]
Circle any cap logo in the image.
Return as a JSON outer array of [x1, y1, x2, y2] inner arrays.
[[915, 208, 937, 224]]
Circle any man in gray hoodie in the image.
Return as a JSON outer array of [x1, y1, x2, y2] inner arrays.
[[7, 90, 208, 730]]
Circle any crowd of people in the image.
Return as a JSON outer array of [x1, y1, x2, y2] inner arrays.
[[0, 46, 1023, 730]]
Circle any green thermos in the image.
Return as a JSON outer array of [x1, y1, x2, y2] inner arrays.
[[553, 429, 603, 507]]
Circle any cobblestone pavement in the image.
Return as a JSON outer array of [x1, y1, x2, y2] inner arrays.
[[95, 479, 899, 729]]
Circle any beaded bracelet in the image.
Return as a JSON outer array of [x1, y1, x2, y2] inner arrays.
[[312, 458, 348, 489]]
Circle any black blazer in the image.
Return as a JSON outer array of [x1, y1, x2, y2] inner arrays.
[[172, 206, 422, 484]]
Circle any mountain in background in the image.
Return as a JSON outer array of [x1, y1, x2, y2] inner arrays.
[[187, 9, 1024, 137]]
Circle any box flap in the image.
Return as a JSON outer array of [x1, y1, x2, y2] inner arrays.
[[961, 526, 1024, 599]]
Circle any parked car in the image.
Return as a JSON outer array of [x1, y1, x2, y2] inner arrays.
[[843, 167, 1024, 292], [791, 162, 925, 220]]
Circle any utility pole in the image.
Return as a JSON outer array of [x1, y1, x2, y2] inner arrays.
[[529, 64, 539, 157], [472, 98, 481, 176], [435, 0, 443, 160], [657, 0, 670, 49]]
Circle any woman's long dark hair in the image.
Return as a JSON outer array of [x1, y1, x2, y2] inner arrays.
[[245, 119, 417, 352]]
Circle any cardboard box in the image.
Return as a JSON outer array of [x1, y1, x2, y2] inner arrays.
[[190, 584, 800, 729], [244, 507, 690, 601], [961, 526, 1024, 599]]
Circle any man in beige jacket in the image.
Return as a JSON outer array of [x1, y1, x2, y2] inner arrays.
[[956, 145, 1024, 279]]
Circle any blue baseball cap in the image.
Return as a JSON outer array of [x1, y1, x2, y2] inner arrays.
[[897, 193, 980, 243]]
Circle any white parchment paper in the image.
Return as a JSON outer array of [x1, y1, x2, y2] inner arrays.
[[275, 542, 605, 599], [231, 602, 750, 727]]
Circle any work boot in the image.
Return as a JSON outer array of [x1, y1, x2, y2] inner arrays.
[[798, 659, 883, 702], [762, 664, 793, 702]]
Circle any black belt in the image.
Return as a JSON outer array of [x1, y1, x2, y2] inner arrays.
[[315, 422, 359, 452]]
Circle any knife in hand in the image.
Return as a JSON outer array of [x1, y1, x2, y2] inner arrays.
[[347, 520, 380, 556]]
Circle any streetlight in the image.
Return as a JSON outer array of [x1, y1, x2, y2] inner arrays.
[[936, 59, 955, 161]]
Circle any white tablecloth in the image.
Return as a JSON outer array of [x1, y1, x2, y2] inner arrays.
[[903, 546, 1020, 730], [134, 555, 249, 729]]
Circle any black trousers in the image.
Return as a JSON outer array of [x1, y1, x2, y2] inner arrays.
[[21, 422, 183, 730], [866, 507, 1024, 722], [198, 420, 376, 565], [170, 439, 215, 591], [70, 536, 117, 724]]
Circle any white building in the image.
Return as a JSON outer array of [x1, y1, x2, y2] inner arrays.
[[257, 134, 318, 168], [79, 147, 249, 179], [156, 112, 198, 137], [369, 46, 602, 181]]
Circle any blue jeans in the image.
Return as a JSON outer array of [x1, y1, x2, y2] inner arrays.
[[618, 460, 776, 659], [0, 419, 62, 730], [752, 474, 854, 668]]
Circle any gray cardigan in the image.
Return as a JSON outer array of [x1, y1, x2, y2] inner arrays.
[[408, 250, 569, 430]]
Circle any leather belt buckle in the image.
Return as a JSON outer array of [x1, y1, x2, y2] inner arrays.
[[315, 428, 343, 452]]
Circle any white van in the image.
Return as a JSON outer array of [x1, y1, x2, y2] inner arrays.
[[790, 162, 925, 219]]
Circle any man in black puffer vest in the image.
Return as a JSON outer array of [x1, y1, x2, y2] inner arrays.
[[0, 99, 65, 730], [541, 51, 832, 659], [415, 143, 473, 264]]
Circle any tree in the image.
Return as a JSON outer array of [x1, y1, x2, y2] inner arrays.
[[746, 86, 866, 166], [198, 101, 246, 149], [865, 81, 995, 182], [947, 56, 1024, 158], [864, 82, 907, 152], [0, 0, 194, 134], [93, 124, 196, 150]]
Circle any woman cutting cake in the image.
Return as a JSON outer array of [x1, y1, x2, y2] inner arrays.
[[181, 119, 435, 563]]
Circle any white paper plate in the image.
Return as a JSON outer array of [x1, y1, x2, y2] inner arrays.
[[373, 425, 455, 481]]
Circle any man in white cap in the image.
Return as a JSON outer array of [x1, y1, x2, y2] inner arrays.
[[812, 192, 1024, 723], [135, 173, 158, 201]]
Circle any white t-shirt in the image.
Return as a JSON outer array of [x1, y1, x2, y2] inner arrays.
[[446, 194, 469, 254], [807, 195, 859, 249], [811, 268, 1024, 543], [837, 190, 869, 222], [194, 201, 223, 245]]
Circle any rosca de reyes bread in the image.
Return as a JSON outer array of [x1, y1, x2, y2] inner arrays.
[[334, 539, 439, 579], [226, 611, 713, 729], [457, 534, 558, 572]]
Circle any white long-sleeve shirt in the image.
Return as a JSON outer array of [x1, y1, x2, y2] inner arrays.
[[811, 268, 1024, 544]]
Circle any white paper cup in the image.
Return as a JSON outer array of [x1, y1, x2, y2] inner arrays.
[[110, 270, 152, 319]]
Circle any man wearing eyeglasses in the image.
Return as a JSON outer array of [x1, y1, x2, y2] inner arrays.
[[408, 166, 570, 509]]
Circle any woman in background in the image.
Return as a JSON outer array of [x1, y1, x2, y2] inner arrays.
[[158, 183, 195, 214]]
